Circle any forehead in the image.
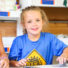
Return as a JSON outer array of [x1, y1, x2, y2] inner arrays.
[[23, 10, 42, 19]]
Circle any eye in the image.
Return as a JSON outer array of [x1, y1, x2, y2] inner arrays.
[[36, 19, 40, 22], [28, 20, 32, 23]]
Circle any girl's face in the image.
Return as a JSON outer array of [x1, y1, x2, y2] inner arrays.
[[23, 10, 43, 36]]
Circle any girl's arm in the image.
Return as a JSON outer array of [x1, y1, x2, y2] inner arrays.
[[10, 58, 29, 67], [0, 33, 8, 57], [0, 33, 9, 68], [0, 33, 5, 56], [57, 47, 68, 64], [62, 47, 68, 58], [9, 60, 19, 67]]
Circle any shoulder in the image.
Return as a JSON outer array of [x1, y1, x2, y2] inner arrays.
[[41, 32, 56, 37], [41, 32, 57, 41], [13, 34, 27, 41], [11, 34, 27, 48]]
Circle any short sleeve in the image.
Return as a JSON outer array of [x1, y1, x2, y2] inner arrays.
[[9, 38, 18, 60], [51, 35, 68, 56]]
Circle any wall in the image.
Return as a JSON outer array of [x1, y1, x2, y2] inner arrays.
[[19, 0, 68, 8], [0, 21, 16, 37]]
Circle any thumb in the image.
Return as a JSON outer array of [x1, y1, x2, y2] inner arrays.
[[56, 57, 60, 62]]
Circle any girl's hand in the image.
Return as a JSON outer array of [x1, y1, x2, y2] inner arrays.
[[15, 58, 29, 67], [56, 54, 68, 64]]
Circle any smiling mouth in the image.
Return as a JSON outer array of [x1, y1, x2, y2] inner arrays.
[[31, 28, 38, 31]]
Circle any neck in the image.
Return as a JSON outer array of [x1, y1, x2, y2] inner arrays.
[[28, 33, 40, 41]]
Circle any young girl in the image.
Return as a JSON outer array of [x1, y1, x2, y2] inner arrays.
[[9, 6, 68, 67]]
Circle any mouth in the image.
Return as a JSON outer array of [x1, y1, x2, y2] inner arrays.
[[31, 28, 38, 31]]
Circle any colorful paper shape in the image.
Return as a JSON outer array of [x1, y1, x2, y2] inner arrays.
[[41, 0, 54, 5]]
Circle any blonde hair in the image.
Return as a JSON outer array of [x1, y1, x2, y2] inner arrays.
[[21, 6, 49, 34]]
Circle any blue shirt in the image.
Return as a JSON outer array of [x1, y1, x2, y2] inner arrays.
[[9, 32, 68, 65]]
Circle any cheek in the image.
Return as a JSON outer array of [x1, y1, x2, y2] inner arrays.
[[25, 24, 30, 29], [40, 23, 43, 30], [39, 23, 43, 27]]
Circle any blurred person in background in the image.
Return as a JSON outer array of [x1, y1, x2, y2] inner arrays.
[[0, 33, 9, 68]]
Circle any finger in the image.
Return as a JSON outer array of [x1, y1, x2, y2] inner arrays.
[[16, 64, 20, 67], [15, 63, 20, 67], [3, 63, 9, 68], [1, 61, 8, 68], [20, 61, 26, 66], [21, 59, 27, 62], [60, 57, 65, 64], [56, 57, 60, 62], [2, 63, 6, 68], [21, 62, 26, 66], [18, 62, 24, 66], [19, 60, 26, 66], [22, 59, 28, 65], [18, 59, 28, 66], [0, 64, 4, 68], [57, 57, 64, 64], [63, 58, 66, 63], [26, 58, 29, 61], [67, 58, 68, 61], [0, 60, 4, 68], [21, 59, 28, 65]]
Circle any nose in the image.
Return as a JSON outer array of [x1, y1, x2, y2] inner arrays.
[[32, 21, 37, 26]]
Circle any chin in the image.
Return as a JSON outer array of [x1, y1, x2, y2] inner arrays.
[[31, 32, 40, 35]]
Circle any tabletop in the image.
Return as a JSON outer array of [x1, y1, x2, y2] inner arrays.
[[10, 64, 68, 68]]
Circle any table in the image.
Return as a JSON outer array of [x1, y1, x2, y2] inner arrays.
[[10, 64, 68, 68]]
